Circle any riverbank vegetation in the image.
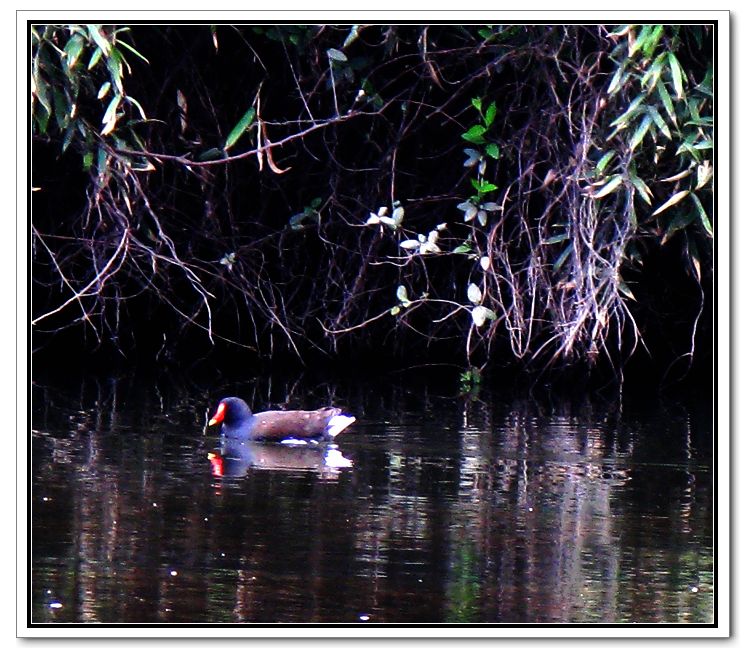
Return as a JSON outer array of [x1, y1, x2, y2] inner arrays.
[[31, 23, 715, 384]]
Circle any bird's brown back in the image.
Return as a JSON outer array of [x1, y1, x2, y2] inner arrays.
[[250, 407, 341, 439]]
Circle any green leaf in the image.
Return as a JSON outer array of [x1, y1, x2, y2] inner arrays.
[[82, 150, 94, 171], [675, 133, 700, 159], [693, 138, 713, 151], [64, 33, 86, 70], [34, 105, 50, 135], [696, 161, 713, 190], [52, 88, 69, 131], [61, 122, 76, 154], [452, 242, 473, 255], [610, 93, 646, 128], [629, 24, 651, 57], [628, 172, 653, 205], [105, 48, 124, 94], [652, 190, 689, 216], [684, 117, 713, 127], [667, 51, 685, 100], [553, 243, 573, 272], [224, 107, 256, 150], [484, 101, 497, 128], [607, 62, 627, 96], [646, 105, 671, 140], [641, 52, 667, 89], [690, 193, 713, 236], [343, 25, 360, 48], [618, 280, 637, 301], [477, 181, 498, 194], [101, 93, 121, 124], [127, 96, 147, 121], [629, 115, 653, 151], [609, 26, 631, 38], [656, 78, 677, 125], [96, 146, 107, 175], [697, 65, 713, 95], [101, 94, 121, 135], [117, 39, 150, 64], [687, 97, 702, 122], [32, 71, 51, 115], [642, 25, 664, 59], [661, 212, 694, 244], [591, 174, 624, 199], [87, 25, 111, 57], [198, 147, 227, 161], [97, 81, 111, 100], [595, 150, 616, 175], [626, 242, 643, 266], [627, 189, 638, 228], [485, 143, 500, 159], [471, 97, 482, 112], [87, 46, 103, 70], [462, 124, 487, 144]]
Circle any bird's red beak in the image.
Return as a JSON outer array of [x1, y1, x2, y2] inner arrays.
[[208, 402, 225, 426]]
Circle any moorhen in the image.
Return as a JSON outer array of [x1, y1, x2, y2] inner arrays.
[[207, 396, 356, 441]]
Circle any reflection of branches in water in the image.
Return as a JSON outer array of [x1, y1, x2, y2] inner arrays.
[[32, 372, 712, 623], [450, 394, 712, 622]]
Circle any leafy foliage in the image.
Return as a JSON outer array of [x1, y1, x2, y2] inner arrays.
[[32, 25, 151, 168], [31, 24, 715, 380]]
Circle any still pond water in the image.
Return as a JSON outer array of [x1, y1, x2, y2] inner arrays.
[[31, 371, 714, 625]]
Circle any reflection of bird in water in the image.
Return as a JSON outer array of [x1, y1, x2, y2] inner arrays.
[[208, 437, 353, 479]]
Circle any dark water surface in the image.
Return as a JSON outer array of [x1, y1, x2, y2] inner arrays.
[[30, 372, 714, 625]]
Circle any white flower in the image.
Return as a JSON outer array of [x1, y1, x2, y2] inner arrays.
[[391, 206, 405, 225], [400, 229, 440, 254], [467, 282, 482, 304], [367, 204, 403, 229], [220, 252, 236, 271], [471, 305, 489, 327], [457, 201, 478, 222], [399, 239, 421, 250], [463, 148, 482, 168]]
